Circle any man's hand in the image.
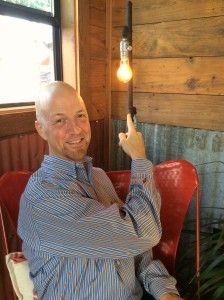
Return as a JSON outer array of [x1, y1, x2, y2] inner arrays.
[[118, 114, 146, 159], [160, 293, 183, 300]]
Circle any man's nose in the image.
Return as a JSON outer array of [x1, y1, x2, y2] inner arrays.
[[67, 119, 82, 134]]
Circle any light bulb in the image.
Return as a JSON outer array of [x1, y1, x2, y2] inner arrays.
[[117, 58, 133, 83], [117, 37, 133, 83]]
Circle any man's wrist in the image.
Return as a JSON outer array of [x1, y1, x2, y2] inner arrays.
[[131, 153, 147, 159], [160, 292, 180, 300]]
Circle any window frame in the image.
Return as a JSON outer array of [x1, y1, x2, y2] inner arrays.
[[0, 0, 63, 108]]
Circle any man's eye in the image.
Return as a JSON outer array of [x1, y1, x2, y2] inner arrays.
[[55, 119, 65, 124], [78, 113, 86, 118]]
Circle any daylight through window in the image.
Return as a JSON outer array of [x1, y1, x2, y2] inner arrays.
[[0, 0, 62, 106]]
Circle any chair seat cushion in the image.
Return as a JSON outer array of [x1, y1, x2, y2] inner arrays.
[[5, 252, 37, 300]]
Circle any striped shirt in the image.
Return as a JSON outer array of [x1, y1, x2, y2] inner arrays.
[[18, 155, 178, 299]]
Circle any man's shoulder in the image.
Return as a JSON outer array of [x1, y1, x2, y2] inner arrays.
[[27, 168, 42, 185], [24, 168, 46, 198]]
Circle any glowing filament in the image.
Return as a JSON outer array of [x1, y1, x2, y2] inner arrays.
[[117, 58, 133, 83]]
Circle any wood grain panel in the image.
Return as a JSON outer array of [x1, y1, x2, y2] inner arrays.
[[88, 119, 105, 169], [112, 16, 224, 58], [111, 92, 224, 131], [90, 59, 106, 89], [0, 110, 35, 138], [105, 0, 112, 169], [90, 25, 106, 59], [86, 90, 107, 121], [78, 0, 90, 103], [61, 0, 77, 88], [113, 0, 224, 26], [112, 57, 224, 95], [90, 6, 106, 27], [83, 61, 107, 124], [90, 0, 105, 10], [86, 0, 108, 169]]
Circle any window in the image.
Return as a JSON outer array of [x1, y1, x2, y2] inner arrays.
[[0, 0, 62, 106]]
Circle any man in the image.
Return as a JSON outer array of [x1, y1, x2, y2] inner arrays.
[[18, 81, 182, 299]]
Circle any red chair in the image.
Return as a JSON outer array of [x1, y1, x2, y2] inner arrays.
[[107, 160, 200, 277], [0, 170, 32, 300], [0, 171, 32, 255], [0, 160, 200, 297]]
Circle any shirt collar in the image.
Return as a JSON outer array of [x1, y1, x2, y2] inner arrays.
[[41, 155, 93, 183]]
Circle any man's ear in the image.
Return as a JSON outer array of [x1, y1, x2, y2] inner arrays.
[[35, 120, 47, 141]]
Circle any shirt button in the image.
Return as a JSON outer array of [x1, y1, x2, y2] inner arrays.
[[143, 178, 147, 183]]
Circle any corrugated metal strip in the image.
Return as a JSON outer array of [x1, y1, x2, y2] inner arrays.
[[111, 119, 224, 211]]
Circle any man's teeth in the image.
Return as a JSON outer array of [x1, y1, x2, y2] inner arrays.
[[68, 139, 82, 144]]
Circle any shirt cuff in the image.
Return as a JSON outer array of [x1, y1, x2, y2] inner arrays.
[[131, 159, 153, 181], [149, 279, 179, 300]]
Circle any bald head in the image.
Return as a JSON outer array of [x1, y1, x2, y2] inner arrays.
[[35, 81, 85, 127], [35, 81, 91, 161]]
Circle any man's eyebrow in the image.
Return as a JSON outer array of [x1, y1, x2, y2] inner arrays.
[[51, 113, 65, 117], [76, 109, 86, 113], [51, 110, 86, 118]]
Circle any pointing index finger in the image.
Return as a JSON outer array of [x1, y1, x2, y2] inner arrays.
[[127, 113, 135, 133]]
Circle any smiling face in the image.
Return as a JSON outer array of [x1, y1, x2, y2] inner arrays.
[[35, 83, 91, 162]]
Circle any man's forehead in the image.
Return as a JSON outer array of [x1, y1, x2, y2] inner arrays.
[[46, 96, 86, 116], [47, 91, 84, 107]]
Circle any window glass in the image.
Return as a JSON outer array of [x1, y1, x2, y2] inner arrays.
[[2, 0, 53, 13], [0, 15, 54, 104]]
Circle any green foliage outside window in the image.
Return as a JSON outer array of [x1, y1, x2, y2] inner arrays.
[[2, 0, 52, 13]]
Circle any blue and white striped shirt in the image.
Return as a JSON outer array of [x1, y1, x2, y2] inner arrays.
[[18, 155, 178, 299]]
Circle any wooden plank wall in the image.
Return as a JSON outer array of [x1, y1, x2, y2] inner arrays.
[[111, 0, 224, 131], [78, 0, 110, 168]]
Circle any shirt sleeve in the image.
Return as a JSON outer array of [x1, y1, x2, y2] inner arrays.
[[18, 159, 162, 259], [135, 250, 179, 300]]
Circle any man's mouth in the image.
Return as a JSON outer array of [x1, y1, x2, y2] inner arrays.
[[66, 138, 85, 146]]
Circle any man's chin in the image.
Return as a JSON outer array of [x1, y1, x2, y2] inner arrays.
[[64, 149, 87, 162]]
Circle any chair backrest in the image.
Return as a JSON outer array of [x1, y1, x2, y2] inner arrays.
[[107, 160, 200, 275], [0, 170, 32, 254]]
